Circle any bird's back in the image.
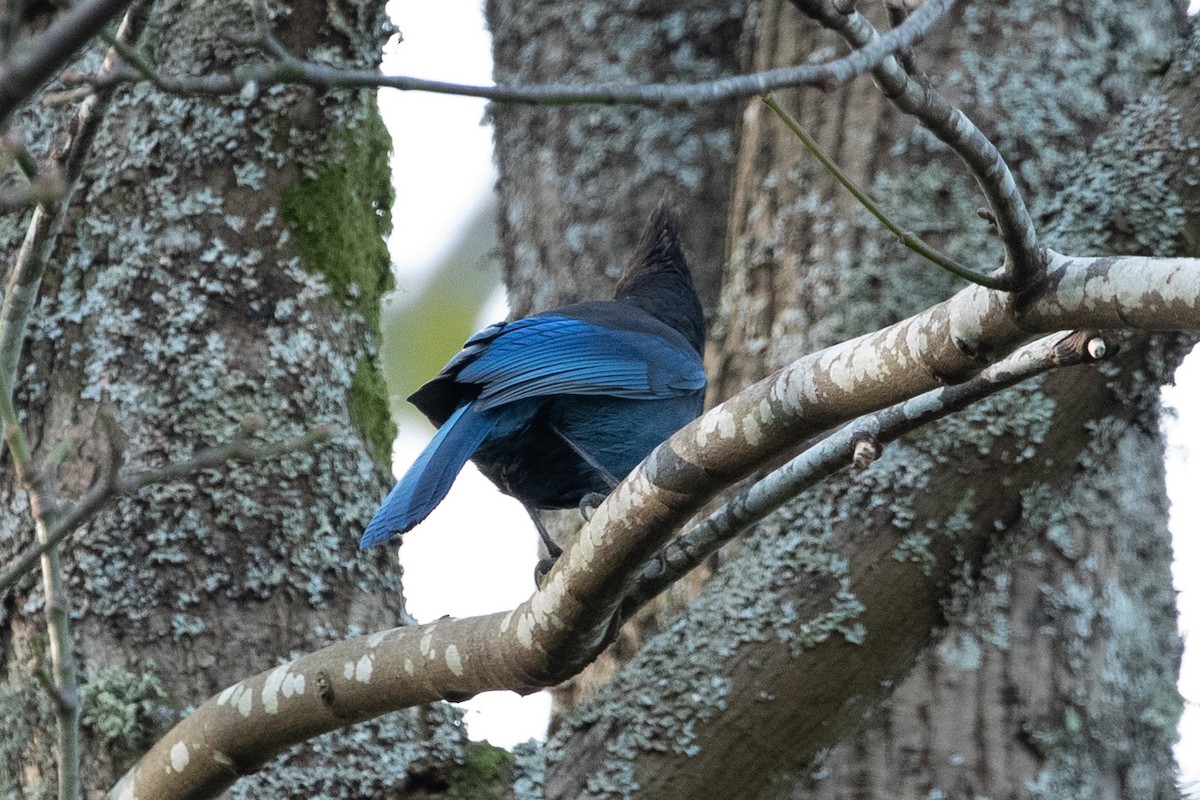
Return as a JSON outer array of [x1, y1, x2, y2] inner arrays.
[[362, 203, 707, 547]]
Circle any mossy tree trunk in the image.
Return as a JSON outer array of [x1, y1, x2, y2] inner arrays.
[[0, 1, 466, 796], [489, 1, 1192, 797]]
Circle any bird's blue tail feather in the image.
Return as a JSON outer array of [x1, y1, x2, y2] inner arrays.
[[360, 403, 498, 548]]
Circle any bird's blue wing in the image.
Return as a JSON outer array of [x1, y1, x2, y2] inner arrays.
[[360, 403, 500, 547], [455, 316, 705, 411]]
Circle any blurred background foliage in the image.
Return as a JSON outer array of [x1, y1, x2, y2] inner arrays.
[[381, 200, 501, 431]]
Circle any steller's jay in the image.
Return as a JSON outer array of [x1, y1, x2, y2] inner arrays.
[[360, 204, 706, 560]]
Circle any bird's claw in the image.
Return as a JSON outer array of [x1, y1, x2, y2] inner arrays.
[[644, 549, 668, 579], [534, 556, 558, 588], [578, 491, 606, 521]]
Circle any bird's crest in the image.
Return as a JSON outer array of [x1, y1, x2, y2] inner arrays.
[[613, 202, 704, 355], [614, 202, 688, 299]]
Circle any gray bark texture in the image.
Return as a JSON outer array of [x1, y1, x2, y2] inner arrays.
[[489, 1, 1195, 798], [0, 1, 466, 796]]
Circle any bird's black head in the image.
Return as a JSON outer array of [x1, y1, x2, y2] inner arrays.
[[614, 204, 705, 355]]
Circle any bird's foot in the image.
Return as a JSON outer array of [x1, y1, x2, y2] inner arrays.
[[578, 491, 607, 521], [644, 549, 668, 579], [534, 556, 558, 588]]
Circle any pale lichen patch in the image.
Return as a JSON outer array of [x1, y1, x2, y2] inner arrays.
[[695, 405, 736, 448], [170, 740, 190, 772], [112, 772, 135, 800], [282, 671, 305, 698], [419, 628, 435, 658], [355, 654, 374, 682], [262, 664, 297, 714], [218, 682, 254, 717], [756, 397, 775, 427], [445, 644, 464, 677], [237, 687, 253, 717], [516, 611, 536, 649], [742, 414, 763, 447], [217, 682, 241, 706]]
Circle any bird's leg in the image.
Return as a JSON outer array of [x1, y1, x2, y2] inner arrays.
[[552, 425, 621, 490], [528, 509, 563, 587], [553, 427, 619, 525], [528, 510, 563, 558]]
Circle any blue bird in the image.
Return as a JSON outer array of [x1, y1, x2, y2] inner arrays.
[[360, 205, 706, 559]]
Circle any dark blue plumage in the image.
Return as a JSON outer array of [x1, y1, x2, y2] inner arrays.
[[360, 205, 706, 550]]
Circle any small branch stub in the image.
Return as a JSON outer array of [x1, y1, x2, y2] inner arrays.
[[1049, 330, 1115, 367], [851, 432, 883, 470]]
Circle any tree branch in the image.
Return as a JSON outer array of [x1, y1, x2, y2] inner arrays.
[[763, 93, 1007, 289], [623, 329, 1110, 610], [0, 0, 144, 413], [0, 0, 133, 127], [791, 0, 1040, 288], [0, 10, 149, 796], [110, 250, 1200, 800], [80, 0, 956, 106], [0, 426, 329, 594]]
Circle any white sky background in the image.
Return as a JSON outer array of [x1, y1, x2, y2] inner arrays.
[[378, 1, 549, 746], [377, 1, 1200, 781]]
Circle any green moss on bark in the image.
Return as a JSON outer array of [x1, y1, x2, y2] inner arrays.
[[280, 105, 397, 465], [280, 106, 394, 329], [351, 355, 397, 466], [448, 741, 516, 800]]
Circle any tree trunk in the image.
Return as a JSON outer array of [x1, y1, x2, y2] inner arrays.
[[0, 1, 466, 796], [488, 0, 1192, 798]]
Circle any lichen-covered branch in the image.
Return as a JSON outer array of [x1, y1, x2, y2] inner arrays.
[[623, 330, 1110, 610], [111, 249, 1199, 800], [0, 1, 144, 407], [82, 0, 954, 106], [791, 0, 1040, 287], [10, 450, 82, 800]]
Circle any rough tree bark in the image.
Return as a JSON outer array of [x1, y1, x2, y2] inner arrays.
[[489, 1, 1193, 798], [0, 1, 466, 796]]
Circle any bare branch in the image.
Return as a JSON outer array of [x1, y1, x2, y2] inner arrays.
[[623, 330, 1111, 610], [82, 0, 956, 106], [0, 428, 330, 594], [0, 11, 153, 795], [763, 93, 1006, 289], [791, 0, 1040, 287], [0, 0, 134, 127], [30, 497, 80, 800], [0, 2, 145, 412], [110, 250, 1199, 800]]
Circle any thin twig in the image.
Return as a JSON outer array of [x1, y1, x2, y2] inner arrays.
[[1, 132, 40, 180], [78, 0, 956, 106], [0, 428, 330, 594], [763, 93, 1006, 289], [790, 0, 1040, 287], [0, 0, 134, 127], [30, 483, 80, 800], [97, 29, 156, 82], [0, 0, 23, 61], [0, 7, 149, 798], [623, 330, 1110, 611]]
